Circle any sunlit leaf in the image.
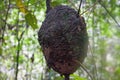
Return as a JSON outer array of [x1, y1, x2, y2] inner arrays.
[[71, 74, 87, 80], [25, 12, 38, 29], [16, 0, 28, 14], [19, 55, 25, 64]]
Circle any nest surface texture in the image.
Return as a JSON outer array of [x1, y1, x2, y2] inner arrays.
[[38, 5, 88, 75]]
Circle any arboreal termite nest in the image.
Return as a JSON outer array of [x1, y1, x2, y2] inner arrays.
[[38, 4, 88, 80]]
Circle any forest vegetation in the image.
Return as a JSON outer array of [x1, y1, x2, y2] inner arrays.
[[0, 0, 120, 80]]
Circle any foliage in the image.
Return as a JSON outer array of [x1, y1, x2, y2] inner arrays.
[[0, 0, 120, 80]]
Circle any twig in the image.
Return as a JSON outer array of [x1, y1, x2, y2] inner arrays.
[[15, 39, 20, 80], [68, 0, 78, 10], [75, 60, 94, 80], [46, 0, 52, 13], [15, 29, 26, 80], [1, 18, 16, 29], [1, 0, 10, 45], [99, 2, 120, 27], [15, 10, 27, 79], [79, 62, 94, 80], [77, 0, 82, 15], [14, 10, 20, 80], [80, 0, 98, 15], [89, 45, 98, 80]]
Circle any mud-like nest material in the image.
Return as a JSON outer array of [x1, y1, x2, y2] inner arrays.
[[38, 5, 88, 76]]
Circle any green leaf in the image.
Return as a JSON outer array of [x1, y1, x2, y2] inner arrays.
[[71, 74, 87, 80], [19, 55, 25, 64], [110, 0, 116, 10], [16, 0, 28, 14], [25, 12, 38, 30]]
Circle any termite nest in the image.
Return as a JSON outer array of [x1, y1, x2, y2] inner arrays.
[[38, 5, 88, 80]]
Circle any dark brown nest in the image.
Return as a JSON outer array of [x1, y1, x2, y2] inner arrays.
[[38, 5, 88, 79]]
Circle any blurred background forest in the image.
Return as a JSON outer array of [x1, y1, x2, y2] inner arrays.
[[0, 0, 120, 80]]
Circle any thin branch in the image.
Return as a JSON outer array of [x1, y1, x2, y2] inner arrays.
[[1, 18, 16, 29], [14, 10, 27, 80], [77, 0, 82, 15], [89, 44, 99, 80], [68, 0, 78, 10], [99, 2, 120, 27], [15, 28, 26, 80], [80, 0, 98, 15], [46, 0, 52, 13], [1, 0, 10, 45], [79, 62, 94, 80], [14, 11, 20, 80], [15, 39, 20, 80], [75, 60, 94, 80]]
